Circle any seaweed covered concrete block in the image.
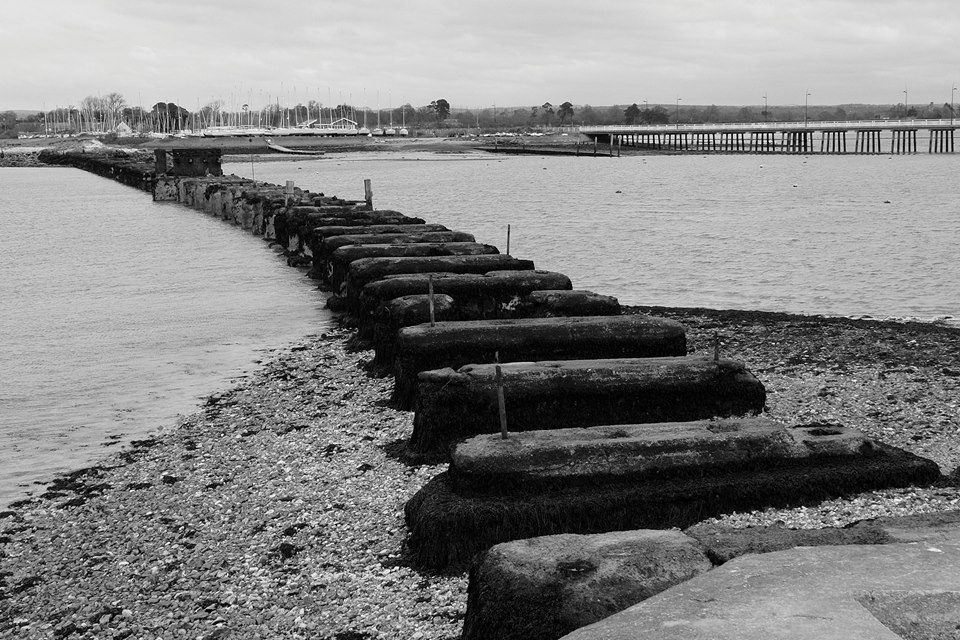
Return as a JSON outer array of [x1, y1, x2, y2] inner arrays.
[[368, 289, 620, 366], [392, 314, 687, 409], [301, 223, 449, 263], [462, 530, 711, 640], [515, 290, 620, 318], [449, 419, 880, 492], [404, 427, 940, 572], [369, 294, 459, 369], [344, 255, 536, 309], [313, 231, 477, 278], [409, 356, 765, 454], [327, 242, 499, 291], [357, 270, 573, 331]]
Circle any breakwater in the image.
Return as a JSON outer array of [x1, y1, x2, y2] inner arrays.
[[31, 149, 947, 640]]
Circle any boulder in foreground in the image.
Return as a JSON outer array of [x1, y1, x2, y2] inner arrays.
[[462, 530, 711, 640]]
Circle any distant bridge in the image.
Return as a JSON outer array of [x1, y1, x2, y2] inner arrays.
[[579, 119, 957, 154]]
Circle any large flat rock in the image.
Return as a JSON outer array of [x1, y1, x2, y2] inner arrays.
[[561, 536, 960, 640]]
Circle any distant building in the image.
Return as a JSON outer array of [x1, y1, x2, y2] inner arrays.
[[328, 118, 358, 130], [115, 122, 133, 136]]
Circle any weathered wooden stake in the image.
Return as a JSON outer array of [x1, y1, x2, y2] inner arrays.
[[364, 178, 373, 210], [494, 351, 508, 439], [506, 224, 511, 256], [284, 180, 294, 206], [428, 275, 436, 327]]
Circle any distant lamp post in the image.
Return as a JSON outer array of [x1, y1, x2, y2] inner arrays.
[[952, 85, 957, 126], [676, 97, 682, 129], [903, 88, 908, 118], [804, 90, 810, 127]]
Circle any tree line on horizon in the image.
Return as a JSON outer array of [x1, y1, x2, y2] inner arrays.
[[3, 92, 957, 138]]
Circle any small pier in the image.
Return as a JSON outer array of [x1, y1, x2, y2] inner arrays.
[[582, 119, 958, 154]]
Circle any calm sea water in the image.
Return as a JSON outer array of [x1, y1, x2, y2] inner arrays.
[[230, 151, 960, 322], [3, 152, 958, 506], [0, 168, 330, 506]]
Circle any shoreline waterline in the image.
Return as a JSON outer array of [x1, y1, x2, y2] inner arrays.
[[0, 167, 334, 507]]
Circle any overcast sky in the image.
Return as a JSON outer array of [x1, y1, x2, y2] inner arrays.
[[2, 0, 958, 112]]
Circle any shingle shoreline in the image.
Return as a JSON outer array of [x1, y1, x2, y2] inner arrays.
[[1, 306, 958, 639]]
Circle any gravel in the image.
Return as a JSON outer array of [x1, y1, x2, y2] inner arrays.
[[0, 330, 463, 640], [630, 306, 960, 530], [1, 305, 958, 639]]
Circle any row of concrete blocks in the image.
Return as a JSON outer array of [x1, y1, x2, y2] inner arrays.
[[152, 174, 371, 243], [56, 154, 945, 640], [302, 194, 944, 640]]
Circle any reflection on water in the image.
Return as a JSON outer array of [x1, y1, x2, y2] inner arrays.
[[0, 168, 330, 505], [231, 151, 959, 322]]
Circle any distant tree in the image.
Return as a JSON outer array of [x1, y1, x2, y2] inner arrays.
[[150, 101, 189, 132], [541, 102, 554, 125], [737, 107, 756, 122], [429, 99, 451, 125], [624, 103, 641, 124], [529, 105, 539, 124], [399, 103, 414, 126], [641, 106, 670, 125], [702, 105, 721, 123], [578, 104, 598, 125], [202, 100, 224, 126], [0, 110, 17, 138], [557, 101, 574, 125], [103, 92, 126, 129]]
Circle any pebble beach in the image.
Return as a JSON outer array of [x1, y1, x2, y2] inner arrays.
[[2, 305, 959, 639]]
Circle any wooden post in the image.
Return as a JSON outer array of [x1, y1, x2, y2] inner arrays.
[[506, 224, 511, 256], [427, 275, 436, 327], [494, 351, 508, 439], [284, 180, 294, 206], [364, 178, 373, 210]]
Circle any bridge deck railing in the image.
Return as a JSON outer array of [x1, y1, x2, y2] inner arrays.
[[580, 119, 958, 134]]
